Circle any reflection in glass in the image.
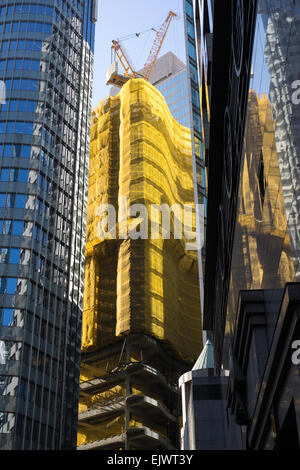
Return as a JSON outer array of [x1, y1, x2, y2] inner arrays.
[[223, 0, 300, 367]]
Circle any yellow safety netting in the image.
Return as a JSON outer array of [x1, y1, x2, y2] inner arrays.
[[82, 78, 203, 364]]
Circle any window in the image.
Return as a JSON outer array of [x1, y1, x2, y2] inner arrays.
[[13, 221, 23, 235], [0, 412, 16, 433], [187, 19, 195, 39], [0, 219, 23, 236], [17, 100, 37, 113], [0, 278, 18, 295], [186, 0, 194, 20], [3, 145, 11, 157], [188, 41, 197, 62], [23, 221, 33, 236], [0, 375, 19, 396], [0, 168, 28, 183], [33, 225, 40, 241], [1, 41, 9, 52], [1, 58, 41, 72], [6, 194, 15, 208], [19, 170, 28, 182], [22, 146, 31, 158], [8, 3, 54, 17], [5, 144, 22, 158], [15, 59, 22, 70], [27, 101, 36, 113], [10, 249, 20, 264], [16, 194, 26, 208], [0, 248, 9, 263], [2, 121, 34, 135], [5, 79, 39, 92], [0, 194, 28, 209], [0, 169, 9, 182], [10, 101, 18, 112], [9, 169, 18, 182], [4, 23, 11, 34], [3, 220, 12, 235], [20, 248, 30, 265], [0, 247, 22, 264], [1, 39, 43, 53], [0, 278, 6, 293]]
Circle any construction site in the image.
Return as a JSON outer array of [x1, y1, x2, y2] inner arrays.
[[76, 11, 203, 450]]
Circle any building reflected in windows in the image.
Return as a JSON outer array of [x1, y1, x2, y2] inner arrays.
[[0, 0, 97, 449]]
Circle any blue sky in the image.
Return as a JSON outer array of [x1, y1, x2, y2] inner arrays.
[[92, 0, 186, 107]]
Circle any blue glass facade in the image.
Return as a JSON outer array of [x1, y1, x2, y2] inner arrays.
[[183, 0, 209, 335], [156, 68, 191, 127], [0, 0, 96, 449], [183, 0, 207, 209]]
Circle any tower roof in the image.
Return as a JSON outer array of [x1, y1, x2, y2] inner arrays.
[[192, 339, 214, 370]]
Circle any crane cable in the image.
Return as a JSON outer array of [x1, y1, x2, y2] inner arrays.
[[136, 29, 153, 72], [115, 23, 162, 43]]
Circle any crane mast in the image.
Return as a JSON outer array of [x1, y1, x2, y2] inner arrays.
[[140, 11, 177, 80], [112, 40, 136, 78], [106, 11, 178, 88]]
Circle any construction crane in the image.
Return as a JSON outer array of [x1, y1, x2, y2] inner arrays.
[[106, 11, 178, 88]]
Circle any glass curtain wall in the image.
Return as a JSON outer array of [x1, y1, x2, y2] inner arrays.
[[0, 0, 96, 449], [224, 0, 300, 366]]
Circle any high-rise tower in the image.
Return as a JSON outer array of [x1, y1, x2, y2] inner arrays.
[[77, 78, 203, 450], [0, 0, 97, 449], [182, 0, 208, 338]]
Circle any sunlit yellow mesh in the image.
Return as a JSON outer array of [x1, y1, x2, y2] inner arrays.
[[81, 78, 202, 364]]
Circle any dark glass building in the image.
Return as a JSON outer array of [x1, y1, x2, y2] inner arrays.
[[203, 0, 300, 373], [182, 0, 300, 450], [0, 0, 97, 449]]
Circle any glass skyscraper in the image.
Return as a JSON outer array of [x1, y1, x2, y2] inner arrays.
[[0, 0, 96, 449], [182, 0, 208, 338], [183, 0, 207, 209], [155, 67, 190, 127], [150, 51, 190, 127]]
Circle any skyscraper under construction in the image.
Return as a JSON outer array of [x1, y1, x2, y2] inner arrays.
[[77, 78, 203, 450]]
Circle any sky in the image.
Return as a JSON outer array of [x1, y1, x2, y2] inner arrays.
[[92, 0, 186, 107]]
